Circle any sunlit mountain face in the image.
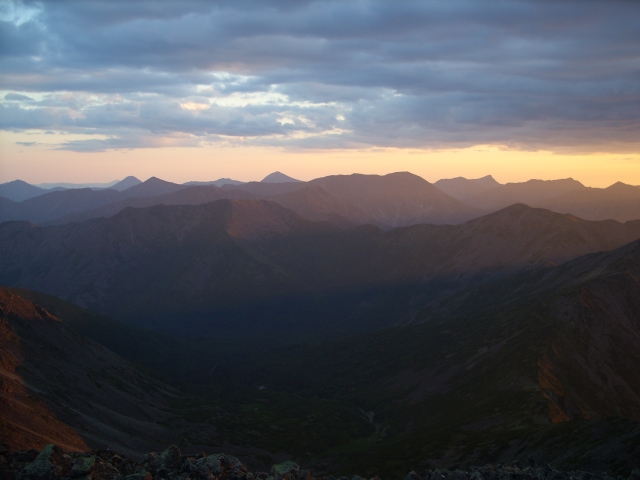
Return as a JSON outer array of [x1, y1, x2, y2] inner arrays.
[[2, 2, 640, 479]]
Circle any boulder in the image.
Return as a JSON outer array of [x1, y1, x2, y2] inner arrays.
[[19, 444, 71, 480], [142, 444, 182, 474], [69, 455, 96, 477], [160, 444, 182, 471], [90, 458, 121, 480], [271, 461, 301, 480], [405, 472, 423, 480]]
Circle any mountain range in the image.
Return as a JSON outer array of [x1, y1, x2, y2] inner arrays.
[[1, 172, 639, 229], [2, 232, 640, 475], [1, 199, 639, 343], [2, 171, 640, 477]]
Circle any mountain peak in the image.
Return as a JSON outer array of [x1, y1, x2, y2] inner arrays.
[[110, 176, 141, 191], [433, 175, 501, 201], [120, 176, 185, 198], [261, 172, 301, 183], [606, 181, 634, 191], [4, 179, 31, 187], [0, 179, 50, 202], [475, 174, 500, 184]]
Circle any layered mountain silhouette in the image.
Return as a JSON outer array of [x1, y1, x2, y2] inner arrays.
[[0, 177, 189, 225], [0, 172, 481, 228], [184, 177, 244, 187], [0, 180, 65, 202], [3, 238, 640, 474], [432, 177, 640, 223], [433, 175, 501, 201], [304, 172, 479, 227], [244, 238, 640, 474], [2, 181, 640, 476], [536, 181, 640, 222], [49, 184, 255, 225], [3, 173, 640, 229], [118, 176, 186, 198], [0, 188, 124, 224], [462, 178, 587, 211], [269, 185, 374, 227], [0, 177, 143, 202], [1, 200, 639, 341]]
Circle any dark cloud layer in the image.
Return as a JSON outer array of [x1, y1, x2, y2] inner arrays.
[[1, 0, 639, 152]]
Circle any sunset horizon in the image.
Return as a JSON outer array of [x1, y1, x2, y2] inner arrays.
[[2, 2, 640, 478], [2, 1, 640, 187]]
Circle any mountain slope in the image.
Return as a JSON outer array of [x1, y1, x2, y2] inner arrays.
[[0, 188, 124, 224], [269, 185, 374, 226], [48, 184, 256, 225], [307, 172, 481, 227], [0, 290, 88, 452], [119, 176, 187, 198], [2, 201, 640, 342], [536, 181, 640, 222], [0, 177, 191, 225], [110, 175, 142, 191], [465, 178, 587, 211], [433, 175, 501, 201], [184, 178, 244, 187], [261, 171, 301, 183], [0, 288, 200, 455], [0, 180, 54, 202], [243, 239, 640, 475], [222, 181, 307, 196]]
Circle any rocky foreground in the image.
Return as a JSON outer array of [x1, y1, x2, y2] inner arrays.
[[2, 444, 640, 480]]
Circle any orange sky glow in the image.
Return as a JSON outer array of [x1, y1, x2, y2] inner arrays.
[[1, 132, 639, 188]]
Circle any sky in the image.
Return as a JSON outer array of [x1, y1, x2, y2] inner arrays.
[[1, 0, 640, 186]]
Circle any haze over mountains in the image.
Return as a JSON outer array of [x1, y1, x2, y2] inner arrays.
[[1, 199, 640, 342], [2, 172, 639, 228], [2, 223, 640, 475], [2, 170, 640, 476]]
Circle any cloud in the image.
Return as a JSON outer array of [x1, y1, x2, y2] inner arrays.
[[4, 92, 34, 101], [1, 0, 639, 152]]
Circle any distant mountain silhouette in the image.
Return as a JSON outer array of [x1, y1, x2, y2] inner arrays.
[[36, 180, 119, 189], [261, 171, 301, 183], [434, 175, 501, 201], [4, 172, 640, 231], [0, 180, 48, 202], [110, 175, 142, 191], [0, 177, 191, 224], [222, 180, 307, 196], [465, 178, 587, 211], [50, 173, 479, 229], [0, 188, 123, 224], [269, 185, 374, 227], [120, 176, 187, 198], [307, 172, 480, 227], [49, 184, 255, 225], [184, 177, 244, 187], [535, 181, 640, 222], [0, 180, 64, 202], [2, 201, 639, 341]]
